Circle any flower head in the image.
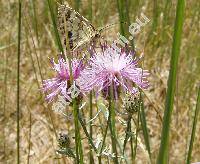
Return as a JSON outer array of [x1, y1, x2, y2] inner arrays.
[[78, 46, 149, 98], [42, 57, 84, 102]]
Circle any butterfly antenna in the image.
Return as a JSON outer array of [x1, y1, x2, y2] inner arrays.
[[99, 22, 127, 33]]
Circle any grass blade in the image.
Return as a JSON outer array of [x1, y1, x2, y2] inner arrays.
[[140, 92, 152, 162], [157, 0, 185, 163], [116, 0, 126, 36], [46, 0, 64, 55], [17, 0, 22, 163], [125, 0, 135, 50], [30, 0, 39, 43], [186, 86, 200, 164]]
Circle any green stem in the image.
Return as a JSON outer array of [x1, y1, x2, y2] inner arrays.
[[30, 0, 39, 44], [73, 100, 79, 163], [60, 2, 83, 162], [73, 99, 84, 163], [78, 113, 98, 153], [17, 1, 22, 163], [122, 115, 132, 154], [99, 112, 110, 163], [116, 0, 126, 36], [125, 0, 135, 50], [27, 112, 32, 164], [130, 122, 134, 162], [89, 92, 94, 163], [3, 41, 8, 163], [157, 0, 185, 163], [46, 0, 64, 56], [139, 92, 152, 162], [133, 111, 140, 162], [186, 87, 200, 164], [108, 86, 119, 164]]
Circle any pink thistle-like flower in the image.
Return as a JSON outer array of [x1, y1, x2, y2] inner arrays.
[[78, 46, 149, 98], [42, 57, 84, 102]]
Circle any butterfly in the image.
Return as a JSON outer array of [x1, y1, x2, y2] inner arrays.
[[57, 4, 101, 51]]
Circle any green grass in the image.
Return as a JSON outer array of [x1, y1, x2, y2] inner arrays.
[[47, 0, 64, 55], [157, 0, 185, 163]]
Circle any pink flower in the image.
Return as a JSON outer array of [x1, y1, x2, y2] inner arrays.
[[78, 45, 149, 98], [42, 57, 84, 102]]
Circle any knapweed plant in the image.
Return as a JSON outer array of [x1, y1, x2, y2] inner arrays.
[[42, 42, 150, 163]]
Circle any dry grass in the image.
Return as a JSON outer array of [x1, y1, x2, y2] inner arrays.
[[0, 0, 199, 163]]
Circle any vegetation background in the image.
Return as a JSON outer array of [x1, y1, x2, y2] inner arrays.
[[0, 0, 199, 163]]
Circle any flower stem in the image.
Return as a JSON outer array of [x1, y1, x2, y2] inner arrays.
[[130, 122, 134, 161], [98, 111, 110, 163], [61, 4, 84, 162], [89, 92, 94, 163], [108, 85, 119, 164], [73, 98, 84, 163], [122, 115, 132, 155], [133, 111, 140, 162], [78, 113, 98, 153]]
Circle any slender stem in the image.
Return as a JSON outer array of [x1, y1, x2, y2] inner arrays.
[[157, 0, 185, 163], [46, 0, 64, 55], [108, 85, 119, 164], [186, 87, 200, 164], [17, 1, 22, 163], [27, 112, 32, 164], [78, 113, 98, 153], [139, 91, 152, 162], [130, 121, 134, 161], [99, 112, 110, 163], [122, 115, 132, 154], [73, 99, 82, 163], [116, 0, 126, 36], [89, 92, 94, 163], [125, 0, 135, 50], [30, 0, 39, 44], [3, 46, 8, 163], [133, 111, 140, 162], [61, 3, 83, 162]]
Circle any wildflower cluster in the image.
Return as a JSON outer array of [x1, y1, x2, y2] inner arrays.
[[42, 45, 149, 104]]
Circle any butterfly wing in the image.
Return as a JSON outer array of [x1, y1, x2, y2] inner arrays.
[[57, 4, 98, 50]]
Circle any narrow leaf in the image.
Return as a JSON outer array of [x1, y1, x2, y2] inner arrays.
[[157, 0, 185, 163]]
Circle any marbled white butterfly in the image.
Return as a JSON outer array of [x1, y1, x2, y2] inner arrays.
[[57, 4, 101, 51]]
